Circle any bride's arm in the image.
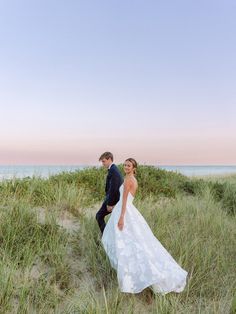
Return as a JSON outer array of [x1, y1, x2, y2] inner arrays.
[[118, 179, 132, 230]]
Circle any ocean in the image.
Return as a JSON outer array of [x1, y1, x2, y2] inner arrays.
[[158, 165, 236, 176], [0, 165, 236, 181]]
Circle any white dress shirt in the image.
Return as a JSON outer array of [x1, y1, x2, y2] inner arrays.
[[108, 163, 114, 170]]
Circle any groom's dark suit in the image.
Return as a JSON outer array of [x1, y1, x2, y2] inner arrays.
[[96, 164, 123, 234]]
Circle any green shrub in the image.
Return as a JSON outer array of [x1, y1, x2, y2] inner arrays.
[[221, 183, 236, 215]]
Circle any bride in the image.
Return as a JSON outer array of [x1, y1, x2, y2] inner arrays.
[[101, 158, 188, 294]]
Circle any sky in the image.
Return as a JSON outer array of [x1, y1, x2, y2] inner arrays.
[[0, 0, 235, 165]]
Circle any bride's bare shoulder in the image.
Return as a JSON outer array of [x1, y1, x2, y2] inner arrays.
[[124, 176, 138, 188]]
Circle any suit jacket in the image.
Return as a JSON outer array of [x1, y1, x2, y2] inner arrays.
[[105, 164, 123, 206]]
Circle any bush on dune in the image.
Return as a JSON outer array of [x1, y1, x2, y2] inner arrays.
[[0, 165, 236, 215], [208, 181, 236, 215]]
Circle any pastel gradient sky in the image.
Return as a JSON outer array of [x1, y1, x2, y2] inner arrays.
[[0, 0, 235, 165]]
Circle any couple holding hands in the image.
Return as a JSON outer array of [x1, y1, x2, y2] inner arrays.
[[95, 152, 188, 295]]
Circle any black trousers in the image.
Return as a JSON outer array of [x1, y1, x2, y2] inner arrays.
[[96, 199, 111, 234]]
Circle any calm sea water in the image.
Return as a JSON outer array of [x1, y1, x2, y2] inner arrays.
[[158, 166, 236, 176], [0, 165, 85, 180], [0, 165, 236, 180]]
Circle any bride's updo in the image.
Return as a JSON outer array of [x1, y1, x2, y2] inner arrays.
[[125, 158, 138, 175]]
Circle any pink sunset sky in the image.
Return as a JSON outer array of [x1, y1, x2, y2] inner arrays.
[[0, 1, 235, 165]]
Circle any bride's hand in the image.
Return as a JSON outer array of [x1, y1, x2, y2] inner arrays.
[[118, 216, 124, 231]]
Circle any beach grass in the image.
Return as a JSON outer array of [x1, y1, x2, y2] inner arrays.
[[0, 166, 235, 313]]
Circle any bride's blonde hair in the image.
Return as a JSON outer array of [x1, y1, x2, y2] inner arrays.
[[125, 158, 138, 175]]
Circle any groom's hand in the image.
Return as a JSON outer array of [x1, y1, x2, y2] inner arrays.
[[107, 205, 114, 212]]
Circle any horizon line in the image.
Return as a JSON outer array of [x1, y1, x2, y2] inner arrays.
[[1, 164, 236, 167]]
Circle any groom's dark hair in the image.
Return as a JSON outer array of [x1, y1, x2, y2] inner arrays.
[[99, 152, 113, 161]]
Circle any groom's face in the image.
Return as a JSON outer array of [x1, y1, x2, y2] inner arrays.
[[101, 158, 112, 169]]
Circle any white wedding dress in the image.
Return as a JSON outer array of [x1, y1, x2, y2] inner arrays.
[[101, 184, 188, 294]]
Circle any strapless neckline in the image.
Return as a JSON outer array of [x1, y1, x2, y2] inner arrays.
[[120, 183, 135, 198]]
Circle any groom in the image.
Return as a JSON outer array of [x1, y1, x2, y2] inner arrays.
[[96, 152, 123, 234]]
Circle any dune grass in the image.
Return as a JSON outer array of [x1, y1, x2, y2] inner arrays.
[[0, 166, 235, 313], [75, 189, 235, 313]]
